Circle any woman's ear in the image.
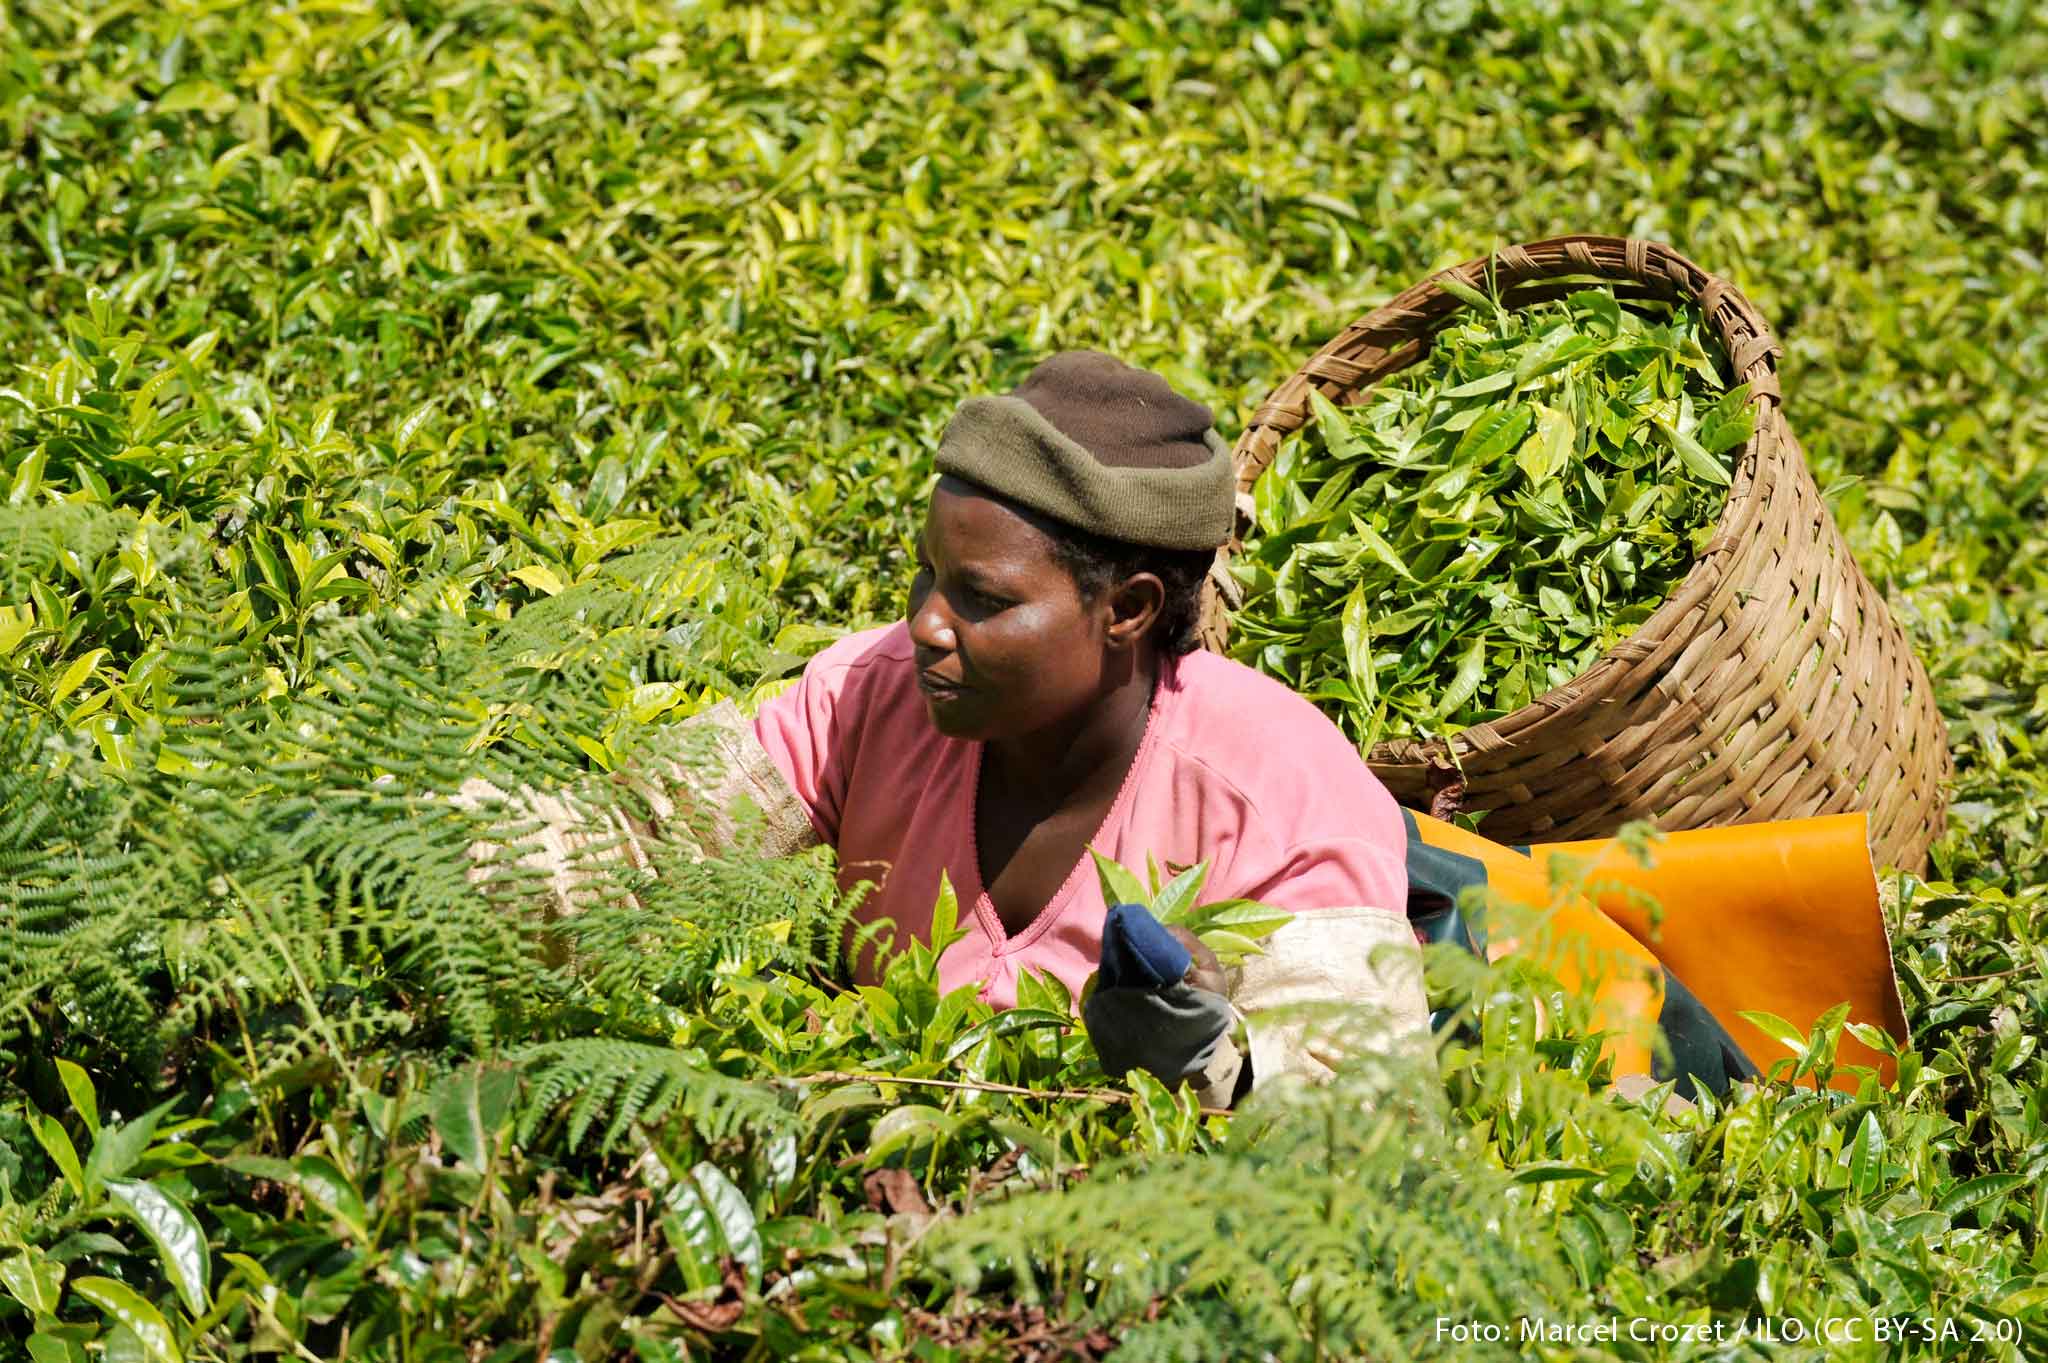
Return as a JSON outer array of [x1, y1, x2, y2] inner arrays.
[[1103, 572, 1166, 650]]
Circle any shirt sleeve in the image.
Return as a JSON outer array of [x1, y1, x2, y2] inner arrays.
[[1234, 833, 1409, 918], [1199, 829, 1426, 1108], [1207, 684, 1411, 917], [1185, 904, 1433, 1110], [450, 698, 820, 917], [749, 639, 873, 849]]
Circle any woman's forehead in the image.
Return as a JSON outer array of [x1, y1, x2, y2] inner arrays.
[[923, 477, 1062, 566]]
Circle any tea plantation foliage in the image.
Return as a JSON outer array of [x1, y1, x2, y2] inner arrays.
[[2, 0, 2044, 1359]]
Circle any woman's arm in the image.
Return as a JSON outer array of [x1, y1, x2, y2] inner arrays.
[[1141, 912, 1429, 1110], [451, 698, 821, 915], [1084, 904, 1429, 1111], [1201, 907, 1431, 1108]]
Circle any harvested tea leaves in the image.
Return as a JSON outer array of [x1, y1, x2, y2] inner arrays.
[[1232, 288, 1745, 751]]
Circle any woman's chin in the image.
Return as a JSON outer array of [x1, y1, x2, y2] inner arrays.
[[919, 691, 990, 739]]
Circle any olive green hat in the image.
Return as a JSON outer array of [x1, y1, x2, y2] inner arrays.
[[934, 351, 1235, 550]]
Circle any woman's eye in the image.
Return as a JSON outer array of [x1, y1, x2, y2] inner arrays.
[[910, 559, 1001, 611]]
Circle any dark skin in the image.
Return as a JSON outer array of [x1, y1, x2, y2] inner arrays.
[[907, 475, 1224, 994]]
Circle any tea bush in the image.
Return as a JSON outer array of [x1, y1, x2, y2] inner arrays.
[[3, 1, 2043, 1359]]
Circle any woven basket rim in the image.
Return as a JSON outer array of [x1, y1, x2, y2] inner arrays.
[[1211, 234, 1788, 773]]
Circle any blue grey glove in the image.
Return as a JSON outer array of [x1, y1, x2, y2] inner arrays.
[[1083, 902, 1237, 1088]]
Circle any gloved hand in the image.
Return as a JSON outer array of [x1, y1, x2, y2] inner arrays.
[[1082, 901, 1241, 1094]]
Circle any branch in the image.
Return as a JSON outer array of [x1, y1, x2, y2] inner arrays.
[[795, 1070, 1233, 1118], [1943, 965, 2035, 983]]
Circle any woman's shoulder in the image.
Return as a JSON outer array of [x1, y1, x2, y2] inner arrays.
[[796, 619, 917, 681], [1165, 649, 1360, 753], [1160, 648, 1398, 813], [1156, 649, 1407, 897], [752, 620, 919, 734]]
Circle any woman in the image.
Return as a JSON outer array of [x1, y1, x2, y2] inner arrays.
[[468, 351, 1429, 1109]]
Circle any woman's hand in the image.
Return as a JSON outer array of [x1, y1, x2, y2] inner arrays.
[[1084, 903, 1239, 1099], [1166, 923, 1226, 997]]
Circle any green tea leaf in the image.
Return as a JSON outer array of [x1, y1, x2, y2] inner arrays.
[[1846, 1111, 1886, 1197], [50, 649, 108, 705], [224, 1155, 368, 1240], [1341, 584, 1376, 712], [1088, 848, 1150, 909], [70, 1278, 181, 1363], [1149, 860, 1213, 924], [943, 1009, 1071, 1063], [28, 1108, 83, 1197], [1452, 403, 1533, 469], [861, 1105, 957, 1168], [1348, 516, 1416, 582], [430, 1063, 518, 1170], [1567, 289, 1622, 335], [1193, 929, 1267, 963], [1306, 387, 1367, 460], [1434, 272, 1495, 311], [105, 1180, 211, 1316], [0, 1250, 63, 1316], [1183, 899, 1294, 940], [1512, 324, 1582, 386], [1696, 383, 1756, 453], [1437, 636, 1488, 718], [53, 1059, 99, 1136], [1517, 404, 1575, 485], [1510, 1162, 1604, 1184], [1440, 370, 1515, 398], [1738, 1010, 1809, 1056], [1936, 1174, 2027, 1216], [1657, 415, 1732, 486], [86, 1098, 179, 1190], [927, 868, 968, 957]]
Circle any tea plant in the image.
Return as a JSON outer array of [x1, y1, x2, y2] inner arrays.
[[3, 0, 2044, 1358]]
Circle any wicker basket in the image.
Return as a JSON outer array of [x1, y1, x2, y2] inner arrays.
[[1196, 235, 1952, 874]]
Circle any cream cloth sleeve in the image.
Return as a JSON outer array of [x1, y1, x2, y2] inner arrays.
[[450, 699, 820, 915], [1189, 906, 1431, 1109]]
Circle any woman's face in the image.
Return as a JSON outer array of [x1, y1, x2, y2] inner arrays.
[[906, 476, 1158, 742]]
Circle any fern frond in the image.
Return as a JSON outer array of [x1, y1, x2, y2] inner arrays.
[[557, 839, 852, 1008], [0, 708, 160, 1066], [510, 1039, 793, 1152], [2, 509, 859, 1120], [927, 1040, 1579, 1362]]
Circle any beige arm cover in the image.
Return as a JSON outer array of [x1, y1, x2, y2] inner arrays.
[[1190, 907, 1431, 1109], [450, 699, 820, 915]]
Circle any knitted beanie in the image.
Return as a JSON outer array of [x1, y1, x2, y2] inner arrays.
[[934, 351, 1235, 550]]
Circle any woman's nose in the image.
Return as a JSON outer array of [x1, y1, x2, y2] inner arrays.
[[907, 584, 958, 653]]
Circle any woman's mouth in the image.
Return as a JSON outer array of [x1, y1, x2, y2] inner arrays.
[[918, 670, 969, 699]]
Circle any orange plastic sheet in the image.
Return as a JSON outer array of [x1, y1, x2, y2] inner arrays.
[[1408, 810, 1907, 1092]]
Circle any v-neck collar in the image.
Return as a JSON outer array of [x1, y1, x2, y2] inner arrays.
[[961, 663, 1176, 958]]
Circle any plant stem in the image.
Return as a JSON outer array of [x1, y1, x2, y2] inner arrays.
[[1944, 966, 2032, 983], [795, 1070, 1233, 1118]]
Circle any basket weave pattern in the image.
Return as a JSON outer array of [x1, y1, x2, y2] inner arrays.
[[1197, 236, 1951, 873]]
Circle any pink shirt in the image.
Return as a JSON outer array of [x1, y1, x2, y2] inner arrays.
[[752, 621, 1409, 1009]]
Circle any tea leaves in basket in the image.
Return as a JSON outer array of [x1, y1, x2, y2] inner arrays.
[[1232, 287, 1752, 751]]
